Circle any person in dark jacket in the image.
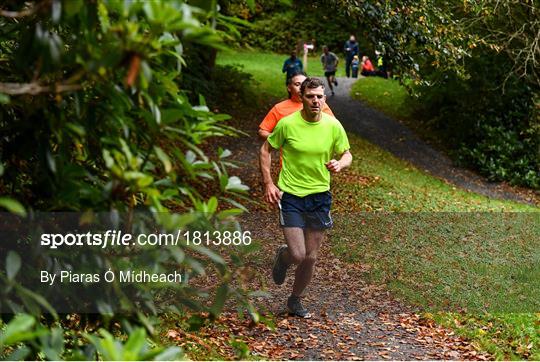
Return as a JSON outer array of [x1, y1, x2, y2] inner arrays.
[[343, 35, 359, 78], [282, 51, 303, 85]]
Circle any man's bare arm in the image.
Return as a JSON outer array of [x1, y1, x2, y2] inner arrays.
[[258, 128, 271, 140], [325, 150, 352, 173], [259, 141, 281, 205]]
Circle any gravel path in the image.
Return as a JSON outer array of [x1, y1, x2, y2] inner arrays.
[[325, 77, 531, 204]]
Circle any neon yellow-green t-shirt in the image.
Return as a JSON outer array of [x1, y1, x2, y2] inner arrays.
[[267, 111, 350, 197]]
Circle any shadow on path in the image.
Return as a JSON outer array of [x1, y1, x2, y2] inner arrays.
[[325, 77, 532, 204]]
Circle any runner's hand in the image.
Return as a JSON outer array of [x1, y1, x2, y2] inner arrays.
[[264, 183, 282, 206], [325, 159, 343, 173]]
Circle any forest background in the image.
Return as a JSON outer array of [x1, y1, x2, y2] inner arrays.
[[0, 0, 538, 360]]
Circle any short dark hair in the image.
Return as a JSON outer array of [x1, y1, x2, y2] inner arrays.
[[300, 77, 325, 94], [286, 71, 307, 85]]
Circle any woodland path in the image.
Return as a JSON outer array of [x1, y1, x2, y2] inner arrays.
[[173, 89, 504, 360]]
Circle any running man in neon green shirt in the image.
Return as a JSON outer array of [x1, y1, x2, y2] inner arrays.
[[259, 77, 352, 318]]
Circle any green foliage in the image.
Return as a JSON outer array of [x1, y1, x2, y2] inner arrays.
[[458, 121, 539, 188], [182, 46, 257, 112], [84, 328, 182, 361], [352, 73, 539, 188], [242, 10, 298, 53], [404, 1, 539, 188], [414, 49, 539, 188], [0, 0, 256, 358], [0, 314, 183, 360], [221, 1, 371, 55], [337, 0, 540, 188]]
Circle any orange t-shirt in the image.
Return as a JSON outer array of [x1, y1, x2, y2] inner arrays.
[[259, 99, 335, 132]]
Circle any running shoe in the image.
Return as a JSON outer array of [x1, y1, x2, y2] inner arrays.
[[334, 79, 338, 86], [287, 296, 311, 318], [272, 245, 289, 285]]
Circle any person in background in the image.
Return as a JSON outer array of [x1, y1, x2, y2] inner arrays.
[[320, 46, 339, 96], [351, 55, 360, 78], [361, 55, 387, 78], [282, 51, 303, 85], [375, 50, 389, 79], [343, 35, 359, 78], [360, 55, 377, 76]]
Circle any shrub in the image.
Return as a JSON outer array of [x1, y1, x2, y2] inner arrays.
[[414, 48, 539, 188], [222, 1, 371, 55], [0, 0, 256, 357]]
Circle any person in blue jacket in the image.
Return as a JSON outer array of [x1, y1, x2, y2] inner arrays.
[[282, 51, 303, 85], [343, 35, 359, 78], [351, 55, 360, 78]]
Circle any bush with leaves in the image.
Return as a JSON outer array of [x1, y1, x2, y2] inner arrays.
[[223, 1, 375, 55], [0, 0, 256, 358], [372, 0, 540, 188], [414, 47, 539, 188], [1, 314, 184, 360]]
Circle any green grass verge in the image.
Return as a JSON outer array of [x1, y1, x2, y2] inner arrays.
[[332, 129, 540, 361], [433, 313, 540, 360], [350, 76, 415, 121], [217, 49, 540, 360]]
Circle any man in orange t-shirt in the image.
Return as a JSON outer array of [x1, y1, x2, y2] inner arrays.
[[258, 72, 334, 140]]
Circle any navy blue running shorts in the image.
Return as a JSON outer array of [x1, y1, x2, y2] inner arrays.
[[278, 191, 333, 229]]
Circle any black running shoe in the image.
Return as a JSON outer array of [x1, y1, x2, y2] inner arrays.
[[334, 79, 338, 86], [287, 296, 311, 318], [272, 245, 289, 285]]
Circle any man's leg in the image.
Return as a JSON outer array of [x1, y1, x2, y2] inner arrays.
[[291, 228, 324, 297], [281, 227, 306, 265], [273, 192, 307, 285], [328, 73, 337, 85], [326, 76, 335, 95], [345, 58, 351, 77]]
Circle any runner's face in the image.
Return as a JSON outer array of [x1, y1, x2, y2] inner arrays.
[[301, 86, 325, 118], [288, 75, 306, 100]]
